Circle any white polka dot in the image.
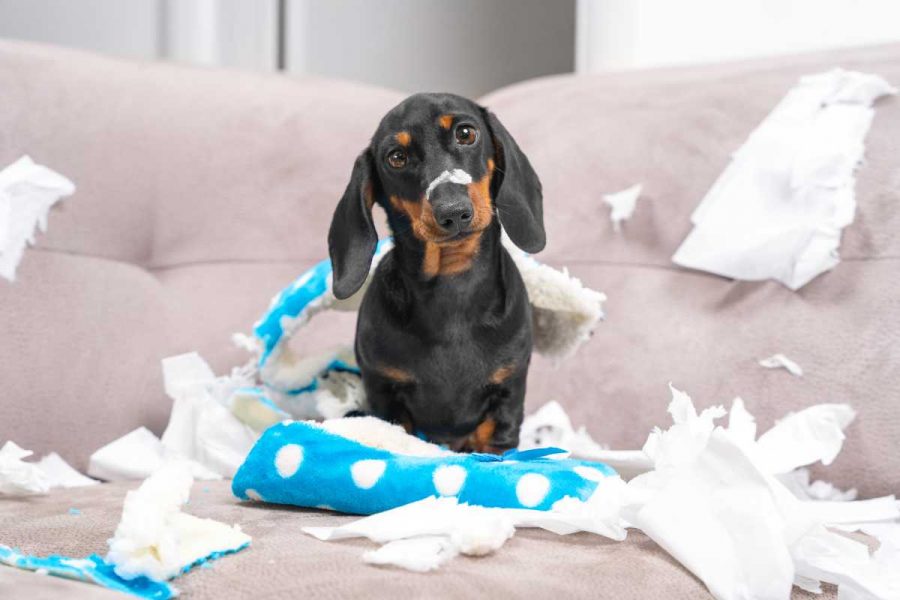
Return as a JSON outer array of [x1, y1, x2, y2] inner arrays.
[[433, 465, 467, 496], [275, 444, 304, 478], [351, 459, 386, 489], [516, 473, 550, 508], [574, 466, 605, 482], [245, 489, 263, 501]]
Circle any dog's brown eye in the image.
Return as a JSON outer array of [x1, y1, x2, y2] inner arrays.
[[387, 149, 407, 169], [455, 124, 478, 145]]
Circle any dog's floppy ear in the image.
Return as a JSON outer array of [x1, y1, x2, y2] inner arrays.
[[481, 108, 545, 253], [329, 150, 379, 300]]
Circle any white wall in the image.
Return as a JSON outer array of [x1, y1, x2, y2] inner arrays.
[[0, 0, 162, 59], [287, 0, 576, 98], [577, 0, 900, 72]]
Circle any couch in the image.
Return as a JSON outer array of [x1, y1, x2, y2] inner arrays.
[[1, 39, 898, 599]]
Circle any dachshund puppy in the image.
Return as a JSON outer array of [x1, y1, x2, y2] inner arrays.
[[328, 93, 544, 452]]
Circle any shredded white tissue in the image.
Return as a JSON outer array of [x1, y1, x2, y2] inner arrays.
[[754, 403, 856, 474], [0, 156, 75, 281], [602, 183, 642, 232], [779, 468, 857, 502], [160, 353, 258, 478], [363, 536, 458, 572], [0, 441, 50, 496], [519, 400, 652, 479], [36, 453, 98, 488], [672, 69, 897, 290], [759, 354, 804, 377], [106, 462, 250, 581], [89, 352, 258, 481]]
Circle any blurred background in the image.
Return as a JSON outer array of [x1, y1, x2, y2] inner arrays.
[[1, 0, 900, 98]]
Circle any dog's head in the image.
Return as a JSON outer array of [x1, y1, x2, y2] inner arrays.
[[328, 93, 544, 299]]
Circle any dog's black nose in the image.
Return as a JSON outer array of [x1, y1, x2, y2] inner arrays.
[[432, 199, 473, 234]]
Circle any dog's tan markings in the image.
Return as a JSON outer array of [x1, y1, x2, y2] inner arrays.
[[489, 364, 516, 385], [378, 365, 415, 383], [436, 236, 481, 276], [390, 159, 497, 279], [422, 242, 441, 278], [395, 131, 411, 147], [468, 418, 496, 452], [438, 114, 454, 130]]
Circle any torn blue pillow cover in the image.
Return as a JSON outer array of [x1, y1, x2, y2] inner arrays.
[[232, 417, 616, 515]]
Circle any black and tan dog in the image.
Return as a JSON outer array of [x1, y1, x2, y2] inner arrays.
[[328, 93, 544, 453]]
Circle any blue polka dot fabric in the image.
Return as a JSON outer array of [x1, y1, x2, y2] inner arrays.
[[232, 420, 617, 515]]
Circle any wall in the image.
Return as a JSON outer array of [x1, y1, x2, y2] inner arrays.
[[289, 0, 576, 97], [0, 0, 162, 59], [577, 0, 900, 72], [0, 0, 575, 98]]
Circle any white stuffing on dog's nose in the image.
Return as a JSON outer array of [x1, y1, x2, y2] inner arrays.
[[425, 169, 472, 200]]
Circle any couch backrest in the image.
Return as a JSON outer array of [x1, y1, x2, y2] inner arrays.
[[481, 44, 900, 497]]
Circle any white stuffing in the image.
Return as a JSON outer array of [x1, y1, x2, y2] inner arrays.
[[503, 235, 606, 358], [318, 416, 450, 457], [0, 156, 75, 282], [106, 462, 250, 582], [602, 183, 642, 232]]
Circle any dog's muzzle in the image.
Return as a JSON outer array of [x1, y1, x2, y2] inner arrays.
[[426, 169, 474, 235]]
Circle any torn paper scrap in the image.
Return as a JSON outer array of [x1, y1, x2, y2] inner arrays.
[[754, 403, 856, 474], [759, 353, 803, 377], [160, 352, 258, 478], [363, 536, 459, 572], [0, 155, 75, 281], [0, 441, 50, 496], [672, 69, 897, 290], [602, 183, 642, 232], [89, 352, 258, 481], [778, 467, 857, 501], [625, 429, 798, 600], [106, 461, 250, 582], [519, 400, 653, 479], [88, 426, 220, 482], [37, 452, 99, 488]]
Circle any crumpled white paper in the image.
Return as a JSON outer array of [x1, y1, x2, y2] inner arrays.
[[519, 400, 653, 480], [307, 390, 900, 599], [759, 354, 804, 377], [672, 69, 897, 290], [0, 442, 97, 495], [106, 461, 250, 581], [602, 183, 642, 232], [0, 155, 75, 281], [0, 441, 50, 495], [35, 453, 99, 489], [88, 353, 259, 481]]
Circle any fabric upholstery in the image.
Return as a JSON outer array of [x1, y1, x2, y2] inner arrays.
[[0, 481, 835, 600]]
